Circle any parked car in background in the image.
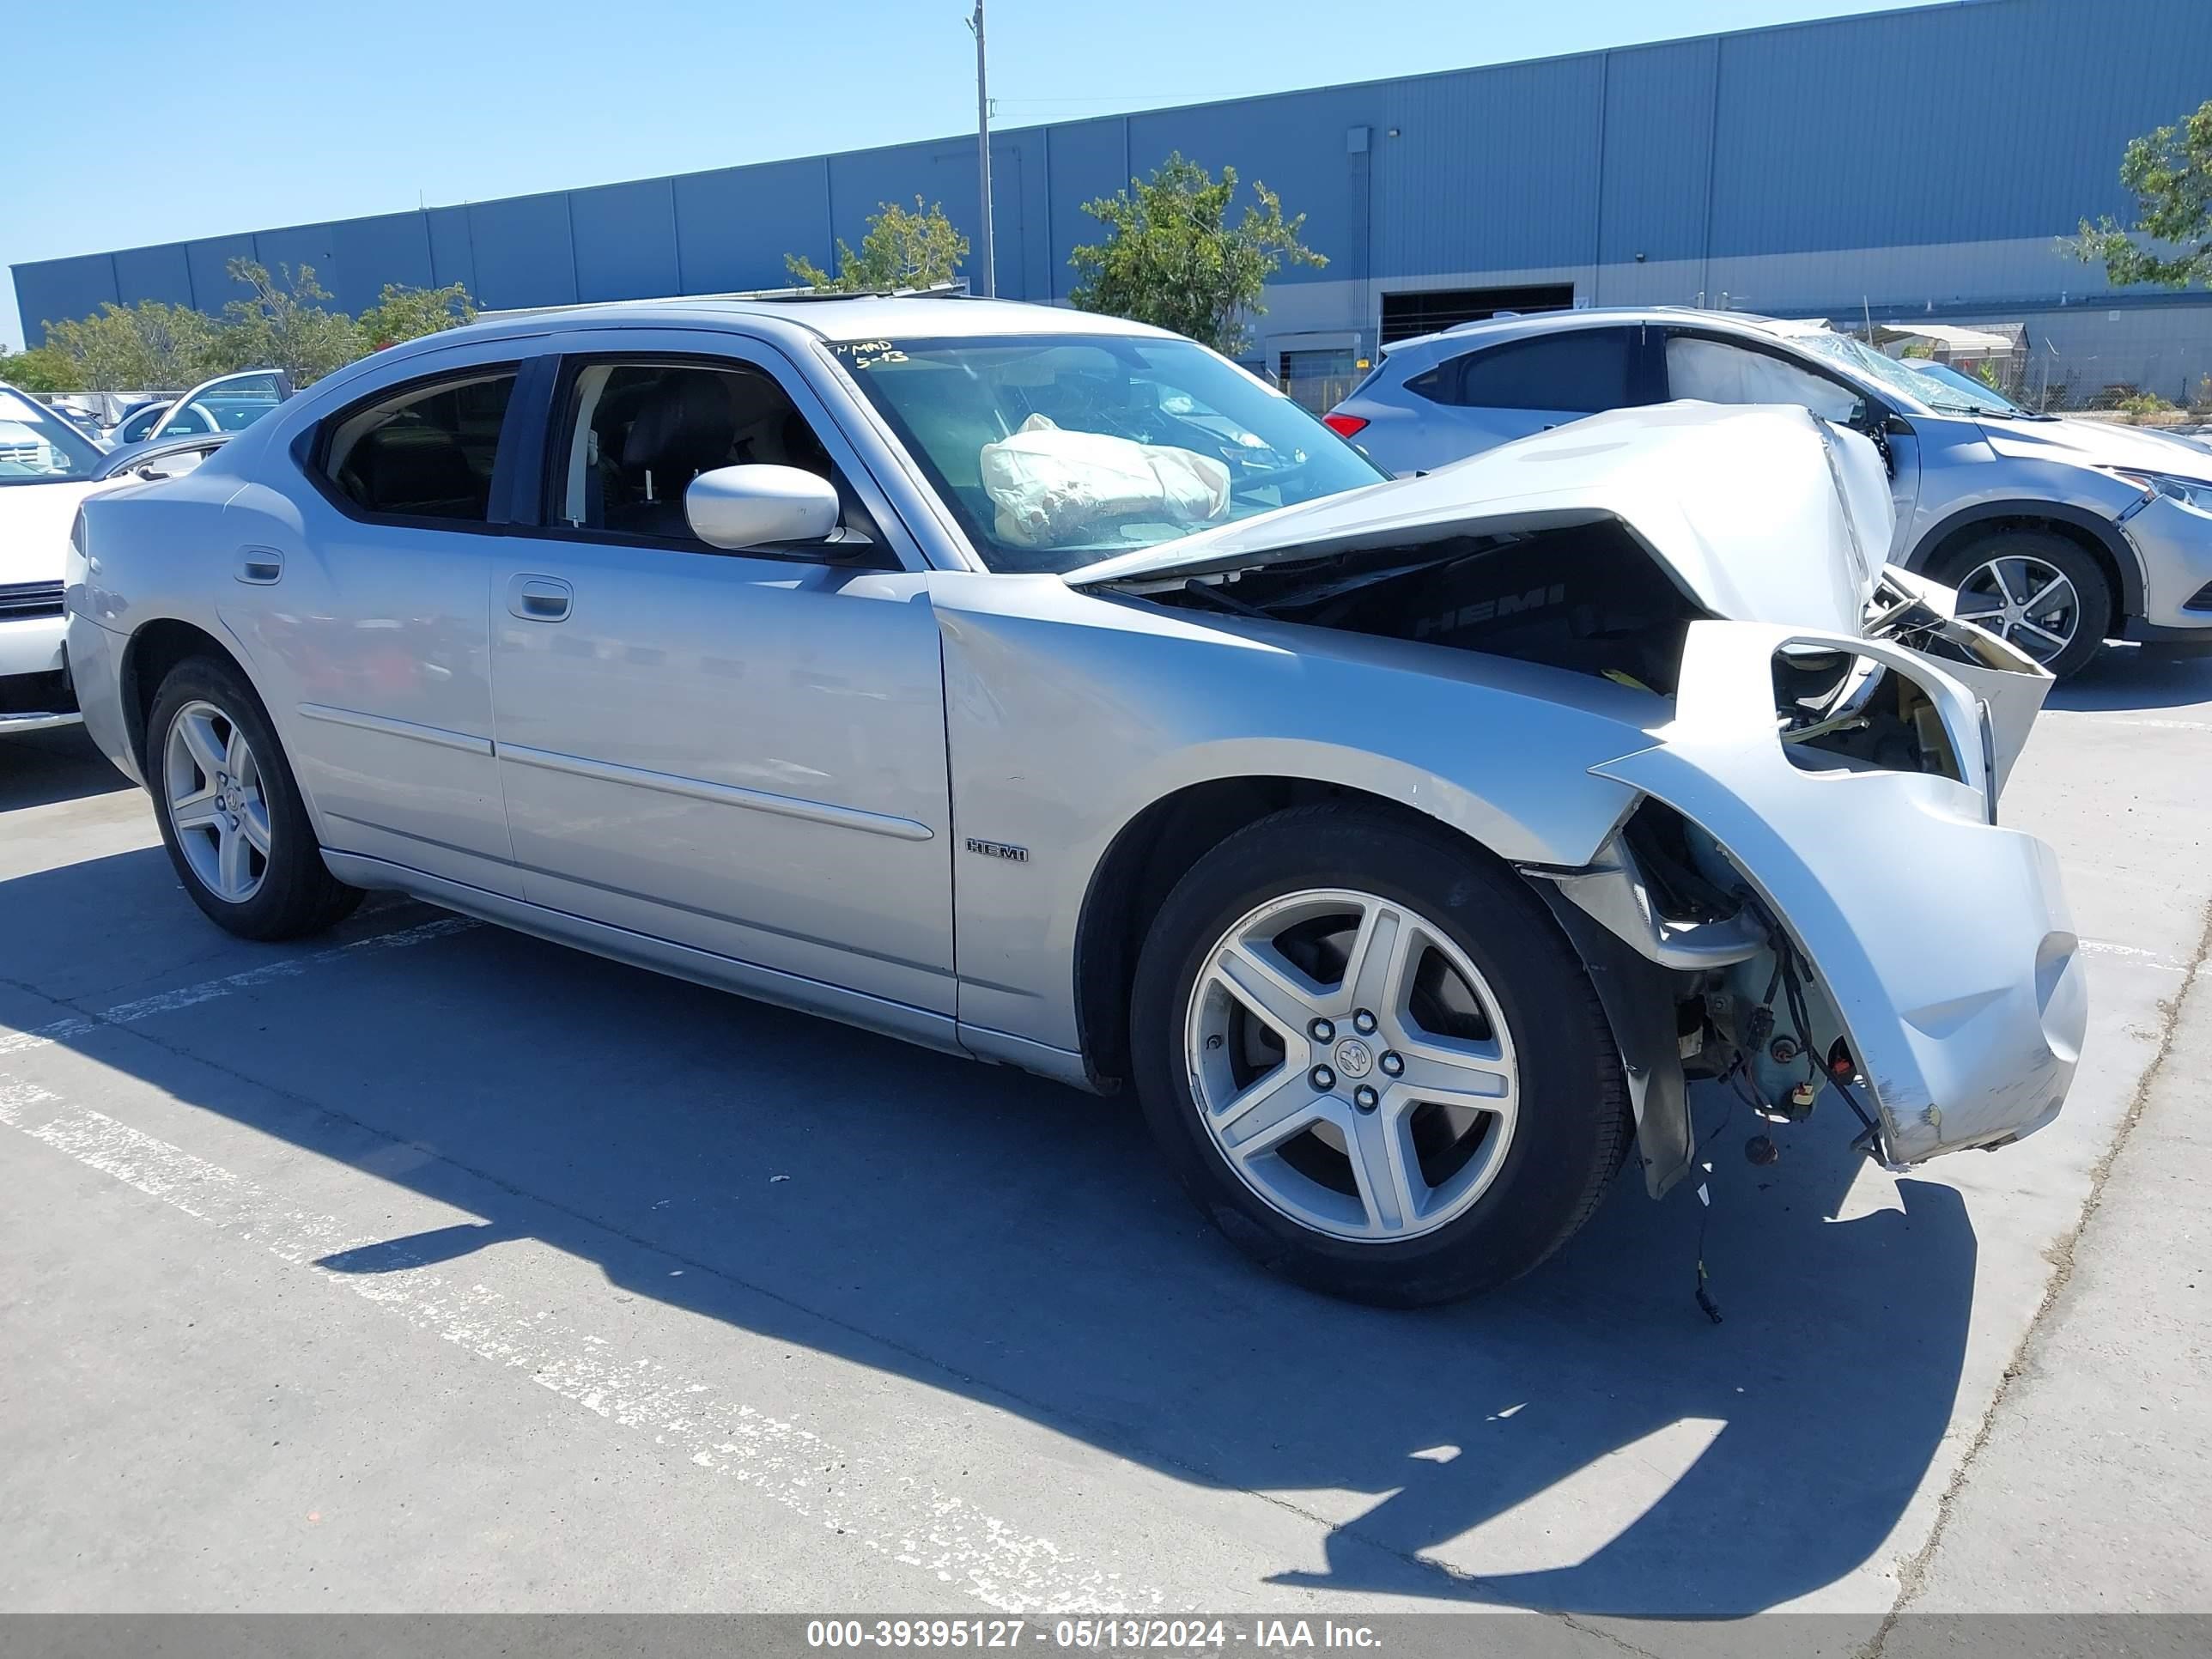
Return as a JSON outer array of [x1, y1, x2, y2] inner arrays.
[[107, 369, 291, 449], [1, 384, 111, 732], [68, 296, 2082, 1305], [1328, 308, 2212, 675]]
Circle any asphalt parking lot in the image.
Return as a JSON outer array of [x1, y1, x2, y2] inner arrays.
[[3, 646, 2209, 1646]]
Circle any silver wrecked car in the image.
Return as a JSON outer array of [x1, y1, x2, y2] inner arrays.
[[65, 296, 2085, 1306]]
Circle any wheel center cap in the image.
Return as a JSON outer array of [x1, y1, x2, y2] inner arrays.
[[1334, 1037, 1374, 1079]]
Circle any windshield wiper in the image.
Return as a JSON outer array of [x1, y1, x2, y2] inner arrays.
[[1930, 401, 2048, 421]]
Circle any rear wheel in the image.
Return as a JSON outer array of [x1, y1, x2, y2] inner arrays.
[[147, 657, 362, 940], [1930, 528, 2110, 679], [1129, 805, 1628, 1307]]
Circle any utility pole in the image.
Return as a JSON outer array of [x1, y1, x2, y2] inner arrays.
[[969, 2, 996, 297]]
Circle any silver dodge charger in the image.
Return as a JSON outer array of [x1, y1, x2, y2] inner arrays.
[[65, 295, 2086, 1305]]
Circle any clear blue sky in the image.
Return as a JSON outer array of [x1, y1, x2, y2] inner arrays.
[[3, 0, 1929, 348]]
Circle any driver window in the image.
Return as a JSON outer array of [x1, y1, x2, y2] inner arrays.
[[552, 362, 845, 543], [1664, 334, 1859, 422]]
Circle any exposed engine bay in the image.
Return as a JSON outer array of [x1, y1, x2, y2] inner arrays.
[[1138, 517, 1710, 696], [1127, 520, 2016, 794]]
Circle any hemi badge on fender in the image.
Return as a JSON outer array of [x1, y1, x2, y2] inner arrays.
[[965, 837, 1030, 863]]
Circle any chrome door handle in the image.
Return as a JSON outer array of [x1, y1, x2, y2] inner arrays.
[[507, 574, 573, 623], [237, 548, 284, 585]]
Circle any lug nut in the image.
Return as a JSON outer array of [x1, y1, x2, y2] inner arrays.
[[1352, 1009, 1377, 1034], [1310, 1066, 1335, 1091], [1309, 1018, 1334, 1042], [1379, 1052, 1404, 1077], [1353, 1085, 1378, 1112]]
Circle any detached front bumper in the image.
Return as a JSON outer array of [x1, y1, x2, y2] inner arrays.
[[1570, 606, 2084, 1171]]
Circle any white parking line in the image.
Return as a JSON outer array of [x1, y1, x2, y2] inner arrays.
[[0, 910, 1162, 1616], [2081, 938, 2202, 975], [0, 916, 479, 1055], [0, 1072, 1158, 1613], [2049, 714, 2212, 733]]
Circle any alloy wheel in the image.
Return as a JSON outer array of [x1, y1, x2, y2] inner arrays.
[[1183, 888, 1520, 1243], [163, 700, 270, 902], [1951, 555, 2081, 665]]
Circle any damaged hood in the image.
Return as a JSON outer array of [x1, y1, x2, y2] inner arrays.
[[1978, 411, 2212, 477], [1067, 403, 1893, 635]]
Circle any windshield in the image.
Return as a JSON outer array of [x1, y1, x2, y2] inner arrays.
[[1902, 359, 2029, 414], [831, 334, 1386, 574], [0, 388, 103, 484], [1791, 331, 2018, 416]]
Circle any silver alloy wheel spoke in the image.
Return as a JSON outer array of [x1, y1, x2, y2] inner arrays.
[[1341, 902, 1412, 1024], [164, 699, 269, 904], [1388, 1040, 1518, 1122], [169, 788, 222, 833], [1185, 887, 1521, 1243], [1210, 939, 1328, 1045], [1955, 554, 2080, 665], [178, 709, 227, 779], [1347, 1100, 1420, 1235], [1214, 1070, 1330, 1158]]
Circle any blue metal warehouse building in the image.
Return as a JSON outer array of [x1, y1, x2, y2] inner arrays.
[[15, 0, 2212, 409]]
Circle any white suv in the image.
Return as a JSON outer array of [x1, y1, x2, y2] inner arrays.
[[1328, 308, 2212, 676], [1, 384, 110, 733]]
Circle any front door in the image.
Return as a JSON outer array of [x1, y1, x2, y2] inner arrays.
[[487, 338, 956, 1014]]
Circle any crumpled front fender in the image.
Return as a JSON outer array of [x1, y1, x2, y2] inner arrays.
[[1591, 618, 2085, 1166]]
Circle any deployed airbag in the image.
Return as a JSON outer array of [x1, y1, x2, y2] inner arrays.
[[981, 414, 1231, 548]]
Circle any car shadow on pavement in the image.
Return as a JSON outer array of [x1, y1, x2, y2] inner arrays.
[[0, 727, 132, 812], [3, 849, 1976, 1620], [2051, 642, 2212, 713]]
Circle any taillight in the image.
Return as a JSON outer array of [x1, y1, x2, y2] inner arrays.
[[1322, 412, 1369, 439]]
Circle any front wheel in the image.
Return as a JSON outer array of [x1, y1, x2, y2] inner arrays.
[[1129, 805, 1629, 1307], [147, 656, 362, 940], [1930, 529, 2111, 679]]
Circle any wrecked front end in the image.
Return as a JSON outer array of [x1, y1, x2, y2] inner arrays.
[[1528, 579, 2084, 1193], [1085, 409, 2085, 1194]]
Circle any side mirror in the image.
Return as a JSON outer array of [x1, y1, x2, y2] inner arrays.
[[685, 465, 840, 550]]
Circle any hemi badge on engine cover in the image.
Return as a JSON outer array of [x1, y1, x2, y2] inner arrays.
[[965, 836, 1030, 863]]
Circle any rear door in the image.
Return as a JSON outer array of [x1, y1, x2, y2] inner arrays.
[[1390, 326, 1650, 471], [485, 329, 957, 1015], [216, 344, 528, 896]]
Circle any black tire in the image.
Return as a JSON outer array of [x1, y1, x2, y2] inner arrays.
[[1929, 527, 2112, 680], [1129, 803, 1629, 1308], [145, 655, 362, 940]]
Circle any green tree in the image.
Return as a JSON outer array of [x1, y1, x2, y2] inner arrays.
[[217, 260, 363, 384], [2072, 99, 2212, 289], [786, 197, 968, 292], [1067, 153, 1324, 355], [356, 281, 477, 349], [0, 343, 82, 393], [39, 300, 224, 392]]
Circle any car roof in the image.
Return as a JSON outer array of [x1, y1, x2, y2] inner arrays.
[[1381, 305, 1829, 363], [404, 294, 1176, 357]]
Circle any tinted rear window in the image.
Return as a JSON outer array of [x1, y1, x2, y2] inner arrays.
[[1418, 329, 1638, 414]]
